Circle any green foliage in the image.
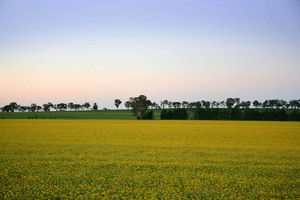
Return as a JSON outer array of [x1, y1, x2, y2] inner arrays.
[[160, 109, 187, 120], [130, 95, 152, 120], [137, 110, 154, 120]]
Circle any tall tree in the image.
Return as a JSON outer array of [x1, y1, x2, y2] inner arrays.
[[124, 101, 131, 109], [43, 103, 51, 112], [130, 95, 151, 120], [168, 101, 173, 108], [226, 98, 235, 109], [160, 100, 168, 109], [8, 102, 18, 112], [114, 99, 122, 110], [93, 103, 98, 111], [30, 103, 37, 112], [262, 100, 269, 109]]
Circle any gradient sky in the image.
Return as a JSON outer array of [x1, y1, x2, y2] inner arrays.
[[1, 0, 299, 109]]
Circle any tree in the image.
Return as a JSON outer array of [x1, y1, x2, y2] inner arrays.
[[20, 106, 28, 112], [289, 100, 300, 109], [83, 102, 91, 110], [43, 103, 51, 112], [2, 105, 11, 112], [57, 103, 67, 111], [202, 101, 210, 109], [262, 100, 269, 109], [211, 101, 217, 108], [182, 101, 189, 108], [30, 103, 37, 112], [114, 99, 122, 110], [68, 103, 74, 111], [226, 98, 235, 109], [220, 101, 225, 108], [93, 103, 98, 111], [168, 101, 173, 108], [73, 104, 82, 110], [6, 102, 18, 112], [130, 95, 151, 120], [268, 99, 277, 109], [124, 101, 131, 109], [234, 98, 240, 105], [160, 100, 168, 109], [252, 100, 261, 108], [37, 105, 42, 112], [240, 101, 251, 109], [172, 102, 181, 109], [151, 102, 156, 109]]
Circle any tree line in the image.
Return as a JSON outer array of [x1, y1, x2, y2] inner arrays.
[[126, 96, 300, 121], [1, 96, 299, 121], [0, 102, 99, 113]]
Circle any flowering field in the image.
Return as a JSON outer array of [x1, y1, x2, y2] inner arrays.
[[0, 120, 299, 199]]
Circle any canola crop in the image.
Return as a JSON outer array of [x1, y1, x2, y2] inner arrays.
[[0, 120, 299, 199]]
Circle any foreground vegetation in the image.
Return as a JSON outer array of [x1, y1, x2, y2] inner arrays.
[[1, 120, 299, 199]]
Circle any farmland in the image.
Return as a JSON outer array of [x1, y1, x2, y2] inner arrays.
[[0, 120, 299, 199], [0, 110, 161, 120]]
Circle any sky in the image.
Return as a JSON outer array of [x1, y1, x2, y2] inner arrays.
[[0, 0, 299, 109]]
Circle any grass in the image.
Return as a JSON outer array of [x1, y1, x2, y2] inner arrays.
[[0, 120, 299, 199], [0, 109, 161, 120]]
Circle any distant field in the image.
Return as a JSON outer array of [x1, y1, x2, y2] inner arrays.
[[0, 120, 299, 199], [0, 109, 161, 120]]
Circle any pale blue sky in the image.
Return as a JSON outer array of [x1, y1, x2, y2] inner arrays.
[[0, 0, 299, 108]]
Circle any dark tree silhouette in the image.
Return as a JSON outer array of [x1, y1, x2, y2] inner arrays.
[[30, 104, 37, 112], [82, 102, 91, 110], [252, 100, 261, 108], [93, 103, 98, 111], [114, 99, 122, 110], [182, 101, 189, 108], [226, 98, 235, 109], [37, 106, 42, 112], [172, 102, 181, 109], [73, 104, 82, 110], [124, 101, 131, 109], [57, 103, 67, 111]]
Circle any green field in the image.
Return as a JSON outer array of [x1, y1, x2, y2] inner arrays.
[[0, 120, 299, 199], [0, 109, 161, 120]]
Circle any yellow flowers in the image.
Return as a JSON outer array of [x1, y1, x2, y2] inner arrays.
[[0, 120, 299, 199]]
